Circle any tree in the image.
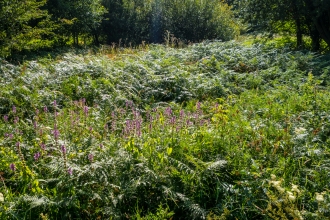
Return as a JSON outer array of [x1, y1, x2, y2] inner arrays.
[[304, 0, 330, 49], [0, 0, 54, 57], [237, 0, 330, 51], [101, 0, 153, 45], [46, 0, 107, 45]]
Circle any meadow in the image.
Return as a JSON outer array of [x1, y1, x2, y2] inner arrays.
[[0, 40, 330, 219]]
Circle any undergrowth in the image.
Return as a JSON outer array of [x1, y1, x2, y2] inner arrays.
[[0, 40, 330, 219]]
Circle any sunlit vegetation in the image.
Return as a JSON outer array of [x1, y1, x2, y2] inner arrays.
[[1, 0, 330, 219], [0, 40, 330, 219]]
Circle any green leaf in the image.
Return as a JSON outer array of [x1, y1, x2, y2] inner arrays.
[[167, 147, 173, 155]]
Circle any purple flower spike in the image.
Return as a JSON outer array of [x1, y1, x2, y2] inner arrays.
[[10, 163, 16, 171], [35, 109, 39, 115], [12, 106, 16, 114], [180, 110, 185, 119], [40, 143, 46, 150], [170, 116, 176, 125], [196, 102, 201, 110], [53, 100, 57, 107], [165, 107, 172, 117], [67, 167, 73, 175], [126, 100, 133, 109], [3, 115, 8, 122], [53, 129, 60, 140], [16, 142, 20, 147], [61, 145, 66, 154], [44, 106, 48, 112], [84, 106, 89, 116], [88, 153, 94, 162], [34, 152, 41, 161]]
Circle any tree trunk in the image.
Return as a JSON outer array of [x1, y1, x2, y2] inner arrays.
[[310, 27, 320, 51], [92, 29, 100, 46], [292, 1, 303, 49], [295, 17, 303, 49], [73, 32, 77, 45], [76, 34, 79, 46], [304, 0, 330, 49], [314, 14, 330, 48]]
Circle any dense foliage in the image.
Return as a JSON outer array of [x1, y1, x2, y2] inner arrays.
[[0, 0, 54, 57], [2, 0, 330, 57], [236, 0, 330, 51], [0, 40, 330, 219], [0, 0, 238, 58], [101, 0, 239, 44]]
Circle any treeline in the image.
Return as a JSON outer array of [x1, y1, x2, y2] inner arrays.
[[0, 0, 239, 57], [1, 0, 329, 58]]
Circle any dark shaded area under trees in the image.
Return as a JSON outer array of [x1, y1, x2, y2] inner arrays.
[[235, 0, 330, 51]]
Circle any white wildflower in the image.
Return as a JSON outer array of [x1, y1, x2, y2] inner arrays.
[[0, 193, 4, 202], [295, 127, 306, 135], [288, 195, 296, 201], [316, 193, 324, 202], [271, 174, 276, 180], [269, 180, 285, 193], [292, 184, 300, 194], [294, 210, 304, 220], [275, 185, 285, 193], [287, 191, 296, 201], [270, 180, 281, 187]]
